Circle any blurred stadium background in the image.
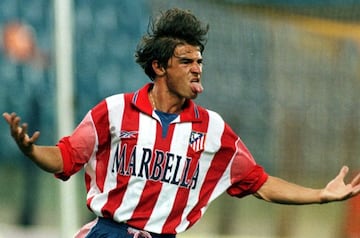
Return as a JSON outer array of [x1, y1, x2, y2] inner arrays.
[[1, 0, 360, 237]]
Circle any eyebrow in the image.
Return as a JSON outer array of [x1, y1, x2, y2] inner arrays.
[[173, 55, 203, 63]]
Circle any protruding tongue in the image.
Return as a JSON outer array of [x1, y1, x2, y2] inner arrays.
[[190, 82, 204, 94]]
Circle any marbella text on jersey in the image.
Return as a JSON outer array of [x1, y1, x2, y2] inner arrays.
[[111, 143, 199, 190]]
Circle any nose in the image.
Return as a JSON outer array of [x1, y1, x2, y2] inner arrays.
[[191, 62, 202, 75]]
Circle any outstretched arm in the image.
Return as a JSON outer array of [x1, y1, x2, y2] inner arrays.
[[3, 112, 63, 173], [255, 166, 360, 204]]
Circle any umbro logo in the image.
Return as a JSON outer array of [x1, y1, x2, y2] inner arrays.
[[119, 130, 138, 139]]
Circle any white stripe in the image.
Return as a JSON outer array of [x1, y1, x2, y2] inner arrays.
[[113, 112, 157, 220], [84, 111, 100, 201], [209, 138, 241, 203], [206, 112, 231, 203], [145, 122, 192, 233], [89, 94, 125, 216], [176, 110, 225, 233]]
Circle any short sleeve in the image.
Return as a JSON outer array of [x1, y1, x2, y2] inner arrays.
[[54, 112, 97, 180], [227, 165, 268, 198], [225, 138, 268, 198]]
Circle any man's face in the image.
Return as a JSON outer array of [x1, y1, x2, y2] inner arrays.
[[164, 44, 204, 99]]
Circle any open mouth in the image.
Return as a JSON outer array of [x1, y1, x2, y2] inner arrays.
[[190, 79, 203, 94]]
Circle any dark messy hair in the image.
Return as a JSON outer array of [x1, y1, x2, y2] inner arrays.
[[135, 8, 209, 80]]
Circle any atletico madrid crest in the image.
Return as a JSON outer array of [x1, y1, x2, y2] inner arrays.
[[189, 131, 206, 152]]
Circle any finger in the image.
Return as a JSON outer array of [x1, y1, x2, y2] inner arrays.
[[2, 112, 11, 123], [3, 112, 16, 126], [351, 173, 360, 187], [13, 118, 27, 138], [354, 185, 360, 195], [11, 114, 22, 134], [337, 166, 349, 180], [20, 123, 29, 138], [29, 131, 40, 143]]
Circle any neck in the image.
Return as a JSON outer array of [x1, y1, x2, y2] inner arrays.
[[149, 84, 184, 114]]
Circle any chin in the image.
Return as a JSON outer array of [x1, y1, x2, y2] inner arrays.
[[189, 93, 198, 99]]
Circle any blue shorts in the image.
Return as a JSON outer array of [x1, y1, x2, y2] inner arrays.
[[85, 217, 176, 238]]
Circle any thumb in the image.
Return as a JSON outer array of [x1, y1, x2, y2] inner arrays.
[[337, 166, 349, 181]]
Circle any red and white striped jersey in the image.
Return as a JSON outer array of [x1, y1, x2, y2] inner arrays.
[[56, 83, 268, 234]]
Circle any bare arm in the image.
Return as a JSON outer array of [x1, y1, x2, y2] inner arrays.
[[255, 166, 360, 204], [3, 112, 63, 173]]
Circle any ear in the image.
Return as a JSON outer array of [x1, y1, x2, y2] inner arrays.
[[152, 60, 166, 77]]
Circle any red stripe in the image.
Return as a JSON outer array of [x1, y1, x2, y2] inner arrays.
[[84, 101, 108, 211], [161, 187, 190, 233], [90, 100, 111, 192], [85, 173, 93, 211], [186, 123, 236, 229], [101, 93, 138, 218], [129, 119, 175, 229], [162, 109, 209, 233], [85, 172, 91, 193]]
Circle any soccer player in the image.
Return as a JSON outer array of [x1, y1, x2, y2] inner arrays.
[[3, 8, 360, 238]]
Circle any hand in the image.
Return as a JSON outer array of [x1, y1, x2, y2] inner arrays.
[[3, 112, 40, 156], [320, 166, 360, 203]]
